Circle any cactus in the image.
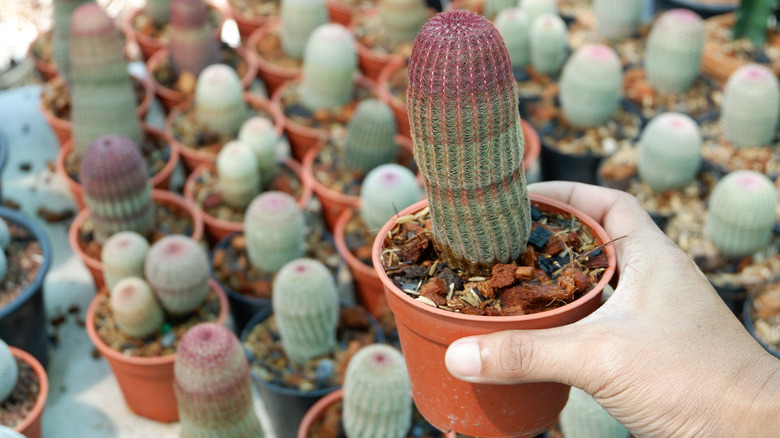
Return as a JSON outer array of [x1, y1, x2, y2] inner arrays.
[[0, 426, 25, 438], [51, 0, 90, 85], [733, 0, 776, 46], [244, 191, 306, 273], [195, 64, 249, 139], [0, 219, 10, 250], [559, 44, 623, 129], [109, 277, 165, 338], [300, 23, 358, 112], [238, 117, 279, 190], [494, 8, 531, 70], [0, 340, 17, 403], [360, 164, 422, 232], [216, 141, 261, 210], [483, 0, 516, 20], [144, 235, 211, 315], [174, 323, 263, 438], [637, 112, 702, 192], [101, 231, 151, 291], [169, 0, 220, 79], [560, 387, 628, 438], [377, 0, 427, 47], [145, 0, 172, 27], [343, 344, 412, 438], [721, 64, 780, 148], [272, 258, 339, 364], [529, 13, 567, 75], [592, 0, 643, 42], [280, 0, 328, 60], [519, 0, 558, 26], [407, 11, 531, 274], [69, 3, 143, 157], [644, 9, 705, 94], [344, 99, 399, 173], [78, 135, 155, 244], [705, 170, 778, 258]]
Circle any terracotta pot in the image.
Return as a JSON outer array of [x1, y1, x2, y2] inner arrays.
[[68, 189, 205, 291], [325, 0, 373, 26], [349, 12, 403, 82], [227, 0, 276, 41], [28, 31, 58, 83], [85, 279, 229, 422], [9, 347, 49, 438], [376, 58, 409, 137], [370, 196, 618, 436], [246, 20, 300, 96]]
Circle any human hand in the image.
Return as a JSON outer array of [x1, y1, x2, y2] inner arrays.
[[444, 181, 780, 437]]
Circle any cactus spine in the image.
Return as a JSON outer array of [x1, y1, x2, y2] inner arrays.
[[101, 231, 151, 291], [494, 8, 531, 70], [559, 44, 623, 128], [169, 0, 220, 79], [195, 64, 249, 139], [174, 323, 264, 438], [144, 235, 211, 315], [360, 164, 422, 232], [109, 277, 165, 338], [519, 0, 558, 26], [52, 0, 90, 84], [560, 387, 629, 438], [721, 64, 780, 148], [300, 23, 358, 112], [78, 135, 155, 244], [244, 191, 306, 273], [593, 0, 643, 42], [145, 0, 172, 27], [637, 112, 702, 192], [216, 141, 261, 210], [529, 13, 567, 75], [238, 117, 279, 189], [344, 99, 399, 173], [343, 344, 412, 438], [272, 258, 339, 364], [407, 11, 531, 275], [645, 9, 705, 93], [280, 0, 329, 60], [0, 340, 17, 403], [377, 0, 427, 47]]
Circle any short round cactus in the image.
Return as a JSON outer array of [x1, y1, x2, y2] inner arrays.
[[216, 140, 260, 210], [560, 387, 629, 438], [377, 0, 427, 46], [272, 258, 340, 364], [109, 277, 165, 338], [0, 340, 17, 403], [144, 235, 211, 315], [519, 0, 558, 26], [593, 0, 643, 42], [101, 231, 151, 291], [645, 8, 705, 94], [0, 219, 11, 250], [493, 8, 531, 71], [559, 44, 623, 128], [343, 344, 412, 438], [529, 13, 568, 76], [280, 0, 328, 60], [637, 112, 702, 192], [169, 0, 220, 79], [300, 23, 358, 112], [360, 164, 422, 232], [344, 99, 399, 173], [721, 64, 780, 148], [238, 117, 280, 189], [244, 191, 306, 273], [195, 64, 249, 139]]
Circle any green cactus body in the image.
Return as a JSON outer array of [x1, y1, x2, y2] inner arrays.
[[272, 258, 339, 364], [593, 0, 643, 42], [0, 340, 17, 403], [377, 0, 427, 47], [169, 0, 220, 79], [145, 0, 172, 27], [559, 44, 623, 128], [407, 11, 532, 275], [195, 64, 249, 139], [101, 231, 151, 291], [216, 141, 261, 210], [174, 323, 263, 438], [560, 387, 628, 438], [519, 0, 558, 27], [705, 170, 778, 258], [343, 344, 412, 438], [637, 112, 702, 192], [733, 0, 776, 46], [109, 277, 165, 338], [238, 117, 280, 190], [344, 99, 399, 173], [144, 235, 211, 315], [78, 135, 155, 244], [280, 0, 328, 60], [69, 3, 143, 157], [721, 64, 780, 148], [52, 0, 90, 84], [645, 8, 705, 94], [494, 8, 531, 71], [529, 13, 567, 75], [300, 23, 358, 112], [0, 426, 26, 438], [483, 0, 516, 20], [244, 191, 307, 273], [360, 164, 422, 232]]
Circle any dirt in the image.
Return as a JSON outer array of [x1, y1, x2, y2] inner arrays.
[[227, 0, 281, 20], [704, 13, 780, 75], [131, 6, 223, 43], [0, 222, 44, 311], [699, 117, 780, 179], [150, 43, 250, 96], [622, 67, 722, 121], [0, 358, 39, 429], [278, 80, 376, 131]]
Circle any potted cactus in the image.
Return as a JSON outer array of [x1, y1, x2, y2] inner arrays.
[[0, 340, 49, 438], [227, 0, 281, 40], [29, 0, 89, 82]]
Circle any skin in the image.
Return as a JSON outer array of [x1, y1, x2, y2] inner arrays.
[[444, 181, 780, 437]]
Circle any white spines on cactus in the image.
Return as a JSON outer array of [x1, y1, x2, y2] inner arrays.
[[637, 112, 702, 192], [300, 23, 358, 112], [0, 219, 10, 250], [238, 117, 280, 190], [216, 140, 261, 210], [529, 13, 567, 75], [494, 8, 531, 71], [194, 64, 249, 139], [0, 340, 18, 403], [518, 0, 558, 26], [280, 0, 328, 60], [559, 44, 623, 128], [644, 8, 705, 94], [144, 235, 212, 315], [360, 164, 422, 232], [244, 191, 307, 273], [109, 277, 165, 338], [344, 99, 399, 173], [593, 0, 643, 42], [0, 426, 26, 438], [101, 231, 151, 291], [377, 0, 427, 47], [560, 387, 629, 438], [721, 64, 780, 148]]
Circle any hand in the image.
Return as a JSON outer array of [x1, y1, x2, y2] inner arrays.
[[444, 181, 780, 437]]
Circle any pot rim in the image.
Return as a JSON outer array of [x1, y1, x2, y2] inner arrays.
[[8, 346, 49, 435]]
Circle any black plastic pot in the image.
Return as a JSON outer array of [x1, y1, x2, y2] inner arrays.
[[653, 0, 738, 18], [743, 294, 780, 360], [712, 282, 748, 318], [0, 206, 52, 368]]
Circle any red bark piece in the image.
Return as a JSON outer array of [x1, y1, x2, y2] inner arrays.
[[583, 253, 610, 269], [539, 236, 566, 256], [519, 245, 538, 267], [420, 277, 448, 306], [557, 265, 591, 294], [488, 263, 517, 289], [514, 266, 535, 281], [397, 234, 432, 264]]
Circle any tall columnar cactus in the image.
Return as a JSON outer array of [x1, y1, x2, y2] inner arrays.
[[78, 135, 155, 244], [494, 8, 531, 71], [216, 141, 260, 210], [280, 0, 328, 60], [101, 231, 151, 291], [145, 0, 172, 27], [360, 164, 422, 232], [238, 117, 279, 189], [244, 191, 306, 273], [645, 9, 705, 94], [169, 0, 220, 79], [733, 0, 776, 46], [51, 0, 90, 85], [195, 64, 249, 139], [721, 64, 780, 148], [483, 0, 516, 20], [0, 340, 17, 403], [144, 235, 211, 315], [344, 99, 399, 173], [407, 11, 531, 274], [70, 3, 143, 157], [592, 0, 643, 42], [300, 23, 358, 112], [637, 112, 702, 192], [560, 387, 629, 438], [272, 258, 339, 364], [559, 44, 623, 129], [519, 0, 558, 26], [705, 170, 778, 258], [377, 0, 428, 47], [109, 277, 165, 338], [343, 344, 412, 438], [174, 323, 263, 438], [529, 13, 567, 75]]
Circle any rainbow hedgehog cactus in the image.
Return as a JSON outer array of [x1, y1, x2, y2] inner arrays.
[[101, 231, 151, 291], [593, 0, 643, 42], [360, 164, 422, 232], [280, 0, 328, 60], [344, 98, 399, 173], [144, 235, 211, 316], [494, 8, 531, 71], [721, 63, 780, 148], [194, 64, 250, 139], [637, 112, 702, 192], [168, 0, 220, 79], [52, 0, 90, 84], [216, 140, 260, 210], [109, 277, 165, 338], [644, 8, 705, 94], [300, 23, 358, 112], [238, 116, 280, 189], [559, 43, 623, 129], [244, 191, 306, 273]]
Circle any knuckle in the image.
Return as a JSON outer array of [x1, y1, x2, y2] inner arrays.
[[484, 332, 535, 380]]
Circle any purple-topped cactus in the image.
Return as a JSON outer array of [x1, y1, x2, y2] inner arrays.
[[169, 0, 220, 79], [144, 235, 211, 316], [109, 277, 165, 338]]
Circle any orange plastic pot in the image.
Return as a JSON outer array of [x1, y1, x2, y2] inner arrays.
[[302, 142, 360, 232], [227, 0, 275, 41], [9, 347, 48, 438], [349, 12, 403, 82], [376, 58, 409, 137], [371, 196, 618, 437], [85, 279, 229, 422], [324, 0, 372, 26], [700, 13, 780, 83], [246, 20, 300, 96], [28, 31, 57, 82], [68, 189, 204, 291]]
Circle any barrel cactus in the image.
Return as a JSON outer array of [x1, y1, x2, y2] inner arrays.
[[519, 0, 558, 27], [705, 170, 778, 258], [244, 191, 306, 273], [216, 140, 260, 210], [145, 0, 172, 27], [169, 0, 220, 79], [343, 344, 412, 438], [360, 164, 422, 232], [645, 8, 705, 94], [78, 135, 155, 244], [344, 99, 399, 173], [280, 0, 328, 60], [494, 8, 531, 71], [174, 323, 263, 438], [101, 231, 151, 291], [377, 0, 427, 47], [52, 0, 90, 84], [0, 340, 17, 403], [109, 277, 165, 338], [593, 0, 643, 42], [529, 13, 567, 76], [238, 117, 279, 189], [144, 235, 211, 315], [560, 387, 629, 438], [272, 258, 340, 364], [195, 64, 249, 139], [559, 44, 623, 129], [300, 23, 358, 112], [637, 112, 702, 192], [721, 63, 780, 148]]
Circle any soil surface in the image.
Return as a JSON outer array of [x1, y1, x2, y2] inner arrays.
[[0, 222, 44, 310], [278, 80, 376, 131], [0, 358, 39, 429]]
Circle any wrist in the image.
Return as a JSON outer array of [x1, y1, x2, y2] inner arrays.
[[725, 352, 780, 436]]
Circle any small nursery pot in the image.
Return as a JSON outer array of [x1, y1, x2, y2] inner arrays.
[[349, 12, 405, 82], [377, 58, 410, 138], [9, 346, 49, 438], [371, 196, 618, 437], [227, 0, 275, 41], [28, 31, 57, 82], [324, 0, 373, 26], [85, 279, 229, 422], [246, 20, 300, 97]]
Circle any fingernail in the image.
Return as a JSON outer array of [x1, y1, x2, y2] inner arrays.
[[445, 340, 481, 378]]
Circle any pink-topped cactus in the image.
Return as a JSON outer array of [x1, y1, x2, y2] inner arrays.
[[109, 277, 165, 338], [169, 0, 220, 79], [144, 235, 211, 316], [721, 63, 780, 148]]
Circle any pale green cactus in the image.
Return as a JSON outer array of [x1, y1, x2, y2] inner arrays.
[[360, 164, 422, 232], [145, 0, 171, 26], [0, 219, 10, 250], [0, 340, 17, 403], [244, 191, 306, 273], [721, 63, 780, 148], [484, 0, 516, 20], [560, 387, 629, 438], [300, 23, 358, 112], [705, 170, 778, 258], [272, 258, 339, 364], [343, 344, 412, 438], [559, 44, 623, 128], [52, 0, 90, 84], [529, 13, 567, 75], [280, 0, 328, 60], [593, 0, 643, 42], [637, 112, 702, 192], [344, 99, 399, 173], [195, 64, 249, 139], [238, 117, 280, 190], [144, 235, 211, 315], [494, 8, 531, 70], [109, 277, 165, 338], [519, 0, 558, 26], [101, 231, 151, 291], [377, 0, 427, 46], [645, 8, 705, 93], [216, 140, 261, 210]]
